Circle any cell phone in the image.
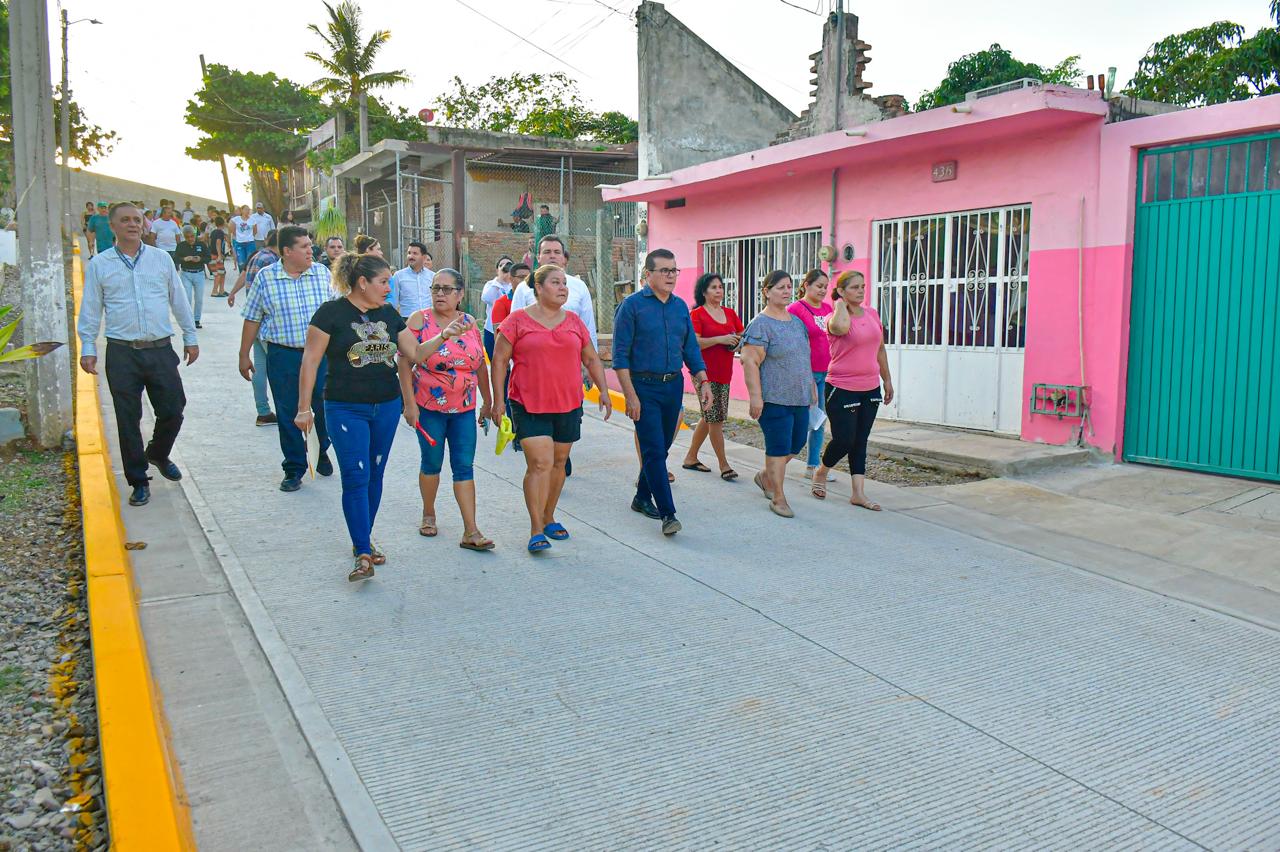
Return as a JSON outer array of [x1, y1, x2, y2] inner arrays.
[[482, 417, 491, 436]]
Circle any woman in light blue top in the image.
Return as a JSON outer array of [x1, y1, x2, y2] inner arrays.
[[740, 270, 817, 519]]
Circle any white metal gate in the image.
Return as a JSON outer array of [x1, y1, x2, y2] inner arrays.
[[701, 228, 822, 325], [873, 205, 1030, 433]]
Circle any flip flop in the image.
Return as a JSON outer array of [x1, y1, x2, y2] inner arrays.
[[459, 532, 496, 551], [543, 522, 569, 540], [753, 472, 774, 501], [720, 468, 738, 481], [682, 461, 711, 472], [527, 534, 552, 553]]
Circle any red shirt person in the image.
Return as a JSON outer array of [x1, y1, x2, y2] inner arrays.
[[682, 272, 744, 479]]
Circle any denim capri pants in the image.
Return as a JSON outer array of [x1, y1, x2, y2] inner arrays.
[[416, 407, 477, 481], [758, 402, 809, 457]]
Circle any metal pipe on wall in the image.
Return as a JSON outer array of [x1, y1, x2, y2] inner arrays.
[[829, 168, 839, 274]]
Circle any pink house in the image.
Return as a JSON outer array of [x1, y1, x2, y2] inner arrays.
[[603, 86, 1280, 481]]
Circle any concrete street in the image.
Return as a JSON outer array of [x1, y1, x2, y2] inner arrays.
[[107, 300, 1280, 850]]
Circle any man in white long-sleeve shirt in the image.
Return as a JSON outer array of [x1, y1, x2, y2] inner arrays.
[[77, 202, 199, 507], [509, 234, 597, 348]]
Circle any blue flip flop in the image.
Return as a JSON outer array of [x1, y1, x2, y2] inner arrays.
[[527, 534, 552, 553], [543, 523, 569, 541]]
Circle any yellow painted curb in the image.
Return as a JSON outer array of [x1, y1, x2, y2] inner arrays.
[[585, 383, 690, 430], [72, 247, 196, 850]]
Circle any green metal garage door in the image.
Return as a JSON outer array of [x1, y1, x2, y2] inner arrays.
[[1125, 132, 1280, 482]]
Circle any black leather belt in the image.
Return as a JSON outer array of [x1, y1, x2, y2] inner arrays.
[[631, 371, 682, 383], [107, 336, 171, 350]]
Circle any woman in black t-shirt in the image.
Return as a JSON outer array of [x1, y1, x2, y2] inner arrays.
[[296, 252, 437, 582]]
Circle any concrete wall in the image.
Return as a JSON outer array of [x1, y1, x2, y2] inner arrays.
[[636, 1, 795, 178], [69, 170, 229, 220], [635, 91, 1280, 455]]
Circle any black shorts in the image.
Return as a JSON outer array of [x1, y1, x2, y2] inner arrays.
[[510, 400, 582, 444]]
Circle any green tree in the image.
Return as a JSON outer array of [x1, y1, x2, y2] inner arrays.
[[184, 64, 327, 211], [0, 1, 117, 199], [305, 1, 409, 106], [1126, 5, 1280, 106], [306, 100, 431, 174], [434, 72, 638, 144], [914, 44, 1082, 111]]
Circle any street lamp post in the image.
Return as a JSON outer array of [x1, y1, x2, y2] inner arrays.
[[59, 11, 101, 238]]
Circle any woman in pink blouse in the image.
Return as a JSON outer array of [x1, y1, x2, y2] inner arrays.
[[810, 270, 894, 510], [787, 269, 834, 477], [398, 268, 495, 550]]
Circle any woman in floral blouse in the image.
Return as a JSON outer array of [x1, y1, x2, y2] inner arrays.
[[398, 268, 495, 550]]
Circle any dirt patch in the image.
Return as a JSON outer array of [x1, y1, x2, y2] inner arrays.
[[684, 411, 987, 488]]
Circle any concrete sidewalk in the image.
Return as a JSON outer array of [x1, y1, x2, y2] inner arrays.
[[104, 301, 1280, 849]]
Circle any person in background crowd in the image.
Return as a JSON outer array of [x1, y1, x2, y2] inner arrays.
[[318, 235, 344, 269], [355, 234, 383, 257], [250, 201, 275, 249], [180, 201, 195, 225], [390, 241, 435, 318], [789, 269, 834, 478], [613, 249, 713, 537], [230, 204, 256, 269], [682, 272, 743, 480], [77, 202, 199, 507], [151, 206, 183, 263], [297, 252, 437, 581], [279, 209, 297, 226], [86, 202, 114, 255], [226, 230, 279, 308], [227, 230, 281, 427], [208, 216, 229, 297], [489, 264, 611, 553], [239, 226, 331, 491], [480, 256, 514, 358], [398, 268, 495, 550], [740, 270, 817, 519], [81, 202, 97, 256], [521, 235, 535, 269], [810, 271, 894, 510], [490, 262, 529, 334], [176, 225, 211, 329]]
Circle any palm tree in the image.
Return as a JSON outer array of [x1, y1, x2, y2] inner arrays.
[[305, 1, 409, 106]]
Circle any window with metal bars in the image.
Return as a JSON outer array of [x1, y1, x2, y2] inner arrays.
[[700, 229, 823, 325]]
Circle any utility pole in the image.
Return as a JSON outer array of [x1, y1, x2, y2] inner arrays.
[[358, 91, 369, 151], [59, 9, 70, 239], [10, 0, 72, 447], [199, 54, 237, 213]]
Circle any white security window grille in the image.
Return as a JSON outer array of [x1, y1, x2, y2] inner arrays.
[[874, 205, 1030, 351], [700, 228, 823, 324]]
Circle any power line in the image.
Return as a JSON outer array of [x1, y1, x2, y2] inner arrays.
[[588, 0, 631, 18], [778, 0, 821, 14], [452, 0, 593, 78]]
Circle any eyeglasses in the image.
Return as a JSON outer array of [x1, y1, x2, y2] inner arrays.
[[652, 267, 680, 276], [430, 285, 462, 294]]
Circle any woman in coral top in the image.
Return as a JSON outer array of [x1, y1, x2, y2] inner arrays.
[[810, 270, 894, 510], [681, 272, 743, 479], [398, 268, 495, 551], [489, 264, 611, 553]]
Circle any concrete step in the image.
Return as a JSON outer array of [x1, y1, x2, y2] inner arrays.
[[867, 419, 1094, 477]]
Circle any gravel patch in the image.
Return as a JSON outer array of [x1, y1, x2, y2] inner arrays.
[[683, 411, 986, 488], [0, 373, 106, 851]]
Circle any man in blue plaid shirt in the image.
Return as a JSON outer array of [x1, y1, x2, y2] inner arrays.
[[238, 225, 335, 492]]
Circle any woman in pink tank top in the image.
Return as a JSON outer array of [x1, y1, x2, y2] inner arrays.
[[810, 270, 894, 510]]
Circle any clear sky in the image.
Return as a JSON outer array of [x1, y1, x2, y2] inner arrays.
[[56, 0, 1275, 207]]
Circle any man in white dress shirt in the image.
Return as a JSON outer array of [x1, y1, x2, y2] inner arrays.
[[509, 234, 597, 347], [389, 241, 435, 317], [249, 201, 275, 249]]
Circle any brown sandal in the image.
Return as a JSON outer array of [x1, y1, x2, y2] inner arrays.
[[459, 531, 496, 552], [419, 515, 438, 537], [354, 544, 387, 565], [348, 554, 375, 582], [811, 478, 827, 500]]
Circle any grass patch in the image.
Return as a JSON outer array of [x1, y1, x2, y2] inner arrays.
[[0, 447, 57, 510], [0, 664, 25, 695]]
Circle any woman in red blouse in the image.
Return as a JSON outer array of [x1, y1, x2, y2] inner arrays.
[[682, 273, 744, 479], [489, 265, 611, 553]]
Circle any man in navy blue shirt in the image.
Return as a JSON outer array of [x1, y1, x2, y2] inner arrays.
[[613, 249, 714, 536]]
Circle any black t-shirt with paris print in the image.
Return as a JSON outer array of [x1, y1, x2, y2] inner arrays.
[[309, 298, 406, 404]]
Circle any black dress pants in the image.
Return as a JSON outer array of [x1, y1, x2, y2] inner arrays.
[[104, 341, 186, 486]]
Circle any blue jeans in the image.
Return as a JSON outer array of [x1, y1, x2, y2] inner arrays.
[[252, 339, 272, 417], [180, 270, 205, 322], [759, 402, 809, 457], [265, 344, 329, 478], [234, 241, 255, 268], [416, 407, 477, 481], [633, 378, 684, 517], [324, 399, 400, 555], [808, 371, 827, 467]]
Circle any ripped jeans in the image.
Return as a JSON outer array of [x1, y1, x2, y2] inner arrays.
[[323, 399, 401, 555]]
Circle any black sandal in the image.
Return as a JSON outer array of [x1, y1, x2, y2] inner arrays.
[[720, 468, 738, 481]]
